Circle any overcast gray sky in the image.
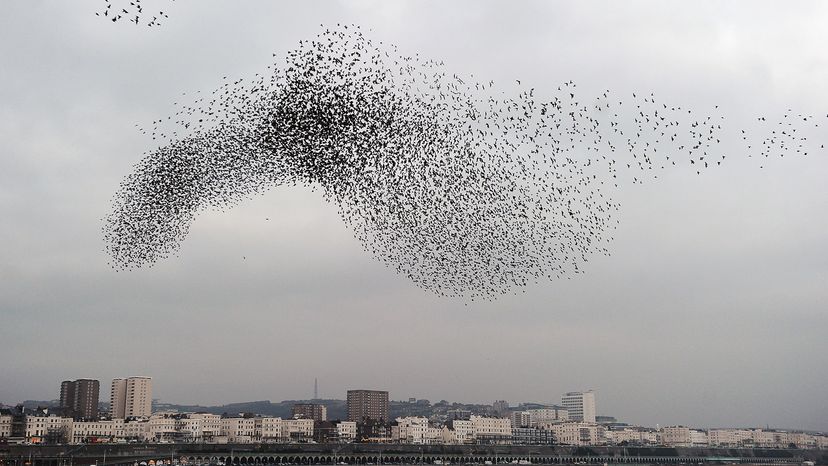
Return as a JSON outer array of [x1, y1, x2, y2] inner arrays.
[[1, 1, 826, 431]]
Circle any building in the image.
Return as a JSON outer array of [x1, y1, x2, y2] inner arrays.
[[446, 409, 472, 421], [605, 426, 659, 446], [282, 418, 314, 442], [221, 417, 256, 443], [442, 419, 475, 445], [561, 391, 596, 423], [70, 419, 124, 443], [526, 406, 569, 425], [470, 415, 512, 444], [23, 415, 72, 444], [259, 417, 283, 442], [511, 411, 532, 428], [347, 390, 389, 422], [512, 427, 555, 445], [292, 403, 327, 421], [60, 379, 100, 420], [492, 400, 509, 416], [0, 413, 13, 440], [546, 421, 605, 446], [392, 417, 442, 444], [110, 376, 152, 419], [660, 425, 691, 447]]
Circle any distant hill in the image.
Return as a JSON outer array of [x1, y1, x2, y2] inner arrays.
[[153, 399, 347, 419], [5, 398, 498, 423]]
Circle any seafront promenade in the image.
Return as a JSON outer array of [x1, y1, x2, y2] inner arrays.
[[1, 444, 824, 466]]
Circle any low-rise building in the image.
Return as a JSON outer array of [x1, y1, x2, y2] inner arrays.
[[392, 417, 441, 444], [512, 427, 554, 445], [258, 417, 283, 442], [0, 414, 12, 439], [221, 417, 257, 443], [442, 419, 475, 445], [470, 415, 511, 444], [70, 419, 124, 443], [546, 421, 606, 446], [661, 426, 691, 447], [282, 418, 314, 442]]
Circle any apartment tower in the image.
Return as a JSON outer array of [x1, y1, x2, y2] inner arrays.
[[346, 389, 389, 422], [59, 379, 100, 420], [110, 376, 152, 419]]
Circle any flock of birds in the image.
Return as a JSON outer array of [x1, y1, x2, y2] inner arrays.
[[96, 0, 171, 27], [104, 25, 827, 300]]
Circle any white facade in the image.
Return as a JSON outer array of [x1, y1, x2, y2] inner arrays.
[[470, 415, 512, 444], [690, 429, 708, 446], [561, 391, 596, 423], [547, 421, 605, 446], [606, 427, 659, 445], [110, 376, 153, 419], [661, 426, 691, 447], [123, 418, 149, 440], [24, 415, 72, 442], [442, 420, 475, 445], [258, 417, 283, 441], [282, 418, 314, 442], [393, 417, 442, 444], [0, 415, 11, 439], [221, 417, 257, 443], [336, 421, 357, 442], [526, 407, 569, 425], [511, 411, 532, 428], [70, 419, 124, 443]]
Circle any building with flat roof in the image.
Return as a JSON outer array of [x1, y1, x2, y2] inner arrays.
[[110, 376, 152, 419], [561, 391, 596, 423], [291, 403, 327, 421], [347, 389, 389, 422], [59, 379, 100, 420]]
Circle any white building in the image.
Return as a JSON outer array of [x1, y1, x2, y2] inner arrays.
[[606, 427, 659, 445], [661, 426, 691, 447], [70, 419, 124, 443], [110, 376, 153, 419], [24, 415, 72, 442], [511, 411, 532, 428], [0, 414, 12, 439], [258, 417, 283, 442], [336, 421, 357, 442], [526, 407, 569, 425], [221, 417, 257, 443], [561, 391, 596, 423], [442, 419, 476, 445], [470, 415, 512, 444], [282, 418, 314, 442], [547, 421, 605, 446], [393, 417, 442, 444], [122, 418, 149, 440]]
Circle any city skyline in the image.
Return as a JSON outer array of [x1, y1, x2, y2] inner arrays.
[[1, 0, 826, 434]]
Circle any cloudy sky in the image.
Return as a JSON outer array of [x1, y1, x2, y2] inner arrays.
[[1, 1, 826, 431]]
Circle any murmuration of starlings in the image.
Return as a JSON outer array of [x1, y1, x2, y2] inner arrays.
[[104, 25, 827, 300]]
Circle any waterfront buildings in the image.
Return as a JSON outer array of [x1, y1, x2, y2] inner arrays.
[[547, 421, 605, 446], [442, 419, 475, 444], [470, 415, 512, 444], [347, 390, 389, 422], [2, 407, 827, 448], [561, 391, 596, 423], [110, 376, 153, 419], [514, 406, 569, 427], [59, 379, 99, 420]]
